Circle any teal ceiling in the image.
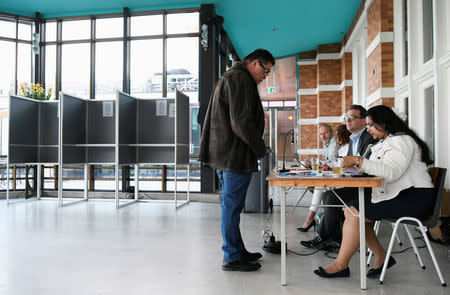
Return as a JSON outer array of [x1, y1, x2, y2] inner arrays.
[[0, 0, 362, 58]]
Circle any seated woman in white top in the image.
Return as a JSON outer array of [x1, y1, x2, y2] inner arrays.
[[314, 105, 434, 279]]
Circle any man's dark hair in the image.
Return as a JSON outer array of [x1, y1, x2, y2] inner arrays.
[[347, 104, 367, 118], [243, 49, 275, 66]]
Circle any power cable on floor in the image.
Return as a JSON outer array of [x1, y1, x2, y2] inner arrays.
[[288, 248, 321, 256]]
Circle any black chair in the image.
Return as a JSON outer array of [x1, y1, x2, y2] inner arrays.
[[379, 167, 447, 287]]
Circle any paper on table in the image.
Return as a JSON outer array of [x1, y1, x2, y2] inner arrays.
[[343, 167, 362, 176]]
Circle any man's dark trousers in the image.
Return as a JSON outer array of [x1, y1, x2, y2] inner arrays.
[[317, 187, 359, 243]]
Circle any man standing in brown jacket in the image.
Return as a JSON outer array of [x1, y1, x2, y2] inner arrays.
[[199, 49, 275, 271]]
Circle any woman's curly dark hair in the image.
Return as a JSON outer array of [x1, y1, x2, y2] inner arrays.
[[336, 124, 351, 146]]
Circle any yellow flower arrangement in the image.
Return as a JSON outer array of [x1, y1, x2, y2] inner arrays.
[[20, 83, 52, 100]]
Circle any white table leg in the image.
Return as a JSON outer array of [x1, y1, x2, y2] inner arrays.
[[281, 186, 286, 286], [358, 187, 367, 289], [84, 164, 88, 200], [37, 164, 41, 200]]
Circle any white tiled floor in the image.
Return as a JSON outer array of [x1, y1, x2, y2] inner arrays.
[[0, 198, 449, 295]]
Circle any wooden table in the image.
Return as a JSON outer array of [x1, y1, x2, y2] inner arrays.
[[266, 173, 383, 290]]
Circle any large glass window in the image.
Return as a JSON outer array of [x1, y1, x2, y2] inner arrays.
[[166, 37, 198, 102], [45, 21, 57, 42], [95, 41, 123, 99], [62, 19, 90, 40], [0, 17, 16, 38], [424, 86, 435, 161], [96, 17, 123, 38], [167, 12, 199, 34], [43, 166, 56, 190], [18, 21, 32, 40], [0, 16, 34, 189], [0, 41, 15, 100], [62, 167, 85, 190], [130, 15, 163, 36], [1, 10, 201, 192], [61, 43, 90, 98], [166, 36, 199, 187], [45, 45, 56, 99], [131, 166, 163, 191], [130, 39, 163, 98], [17, 43, 33, 90], [422, 0, 434, 63], [94, 165, 122, 191], [403, 0, 408, 76]]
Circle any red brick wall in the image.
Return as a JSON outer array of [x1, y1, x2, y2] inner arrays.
[[368, 97, 394, 108], [368, 44, 382, 95], [381, 42, 394, 87], [299, 51, 317, 59], [367, 0, 393, 96], [300, 125, 318, 149], [296, 0, 396, 159], [367, 0, 381, 46], [381, 0, 394, 32], [342, 86, 353, 113], [299, 65, 317, 89], [317, 43, 341, 54], [318, 91, 342, 116], [300, 95, 317, 118], [318, 59, 342, 85], [342, 52, 352, 81]]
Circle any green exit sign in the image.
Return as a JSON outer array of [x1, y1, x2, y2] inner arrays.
[[266, 87, 276, 93]]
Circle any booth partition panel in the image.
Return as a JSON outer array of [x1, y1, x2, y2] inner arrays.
[[138, 147, 176, 164], [87, 100, 115, 144], [39, 102, 59, 163], [8, 96, 59, 164], [61, 94, 87, 164], [39, 102, 59, 145], [86, 100, 116, 163], [8, 91, 190, 208], [8, 96, 39, 164], [117, 92, 138, 165], [175, 91, 190, 164], [115, 90, 191, 209], [62, 94, 86, 145], [7, 95, 60, 203], [138, 99, 175, 144]]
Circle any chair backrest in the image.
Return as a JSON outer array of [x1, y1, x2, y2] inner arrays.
[[424, 167, 447, 227]]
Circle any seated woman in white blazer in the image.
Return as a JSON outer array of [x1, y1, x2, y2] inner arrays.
[[314, 105, 435, 279]]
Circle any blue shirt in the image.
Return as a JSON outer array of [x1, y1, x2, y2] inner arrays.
[[350, 128, 366, 156]]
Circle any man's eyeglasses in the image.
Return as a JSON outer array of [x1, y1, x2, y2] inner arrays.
[[344, 115, 363, 121], [258, 61, 270, 77]]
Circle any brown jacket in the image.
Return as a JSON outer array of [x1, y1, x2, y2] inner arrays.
[[199, 62, 266, 173]]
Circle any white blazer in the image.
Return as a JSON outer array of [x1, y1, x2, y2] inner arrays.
[[360, 134, 433, 203]]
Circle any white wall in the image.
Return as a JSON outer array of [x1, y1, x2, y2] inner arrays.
[[393, 0, 450, 188]]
